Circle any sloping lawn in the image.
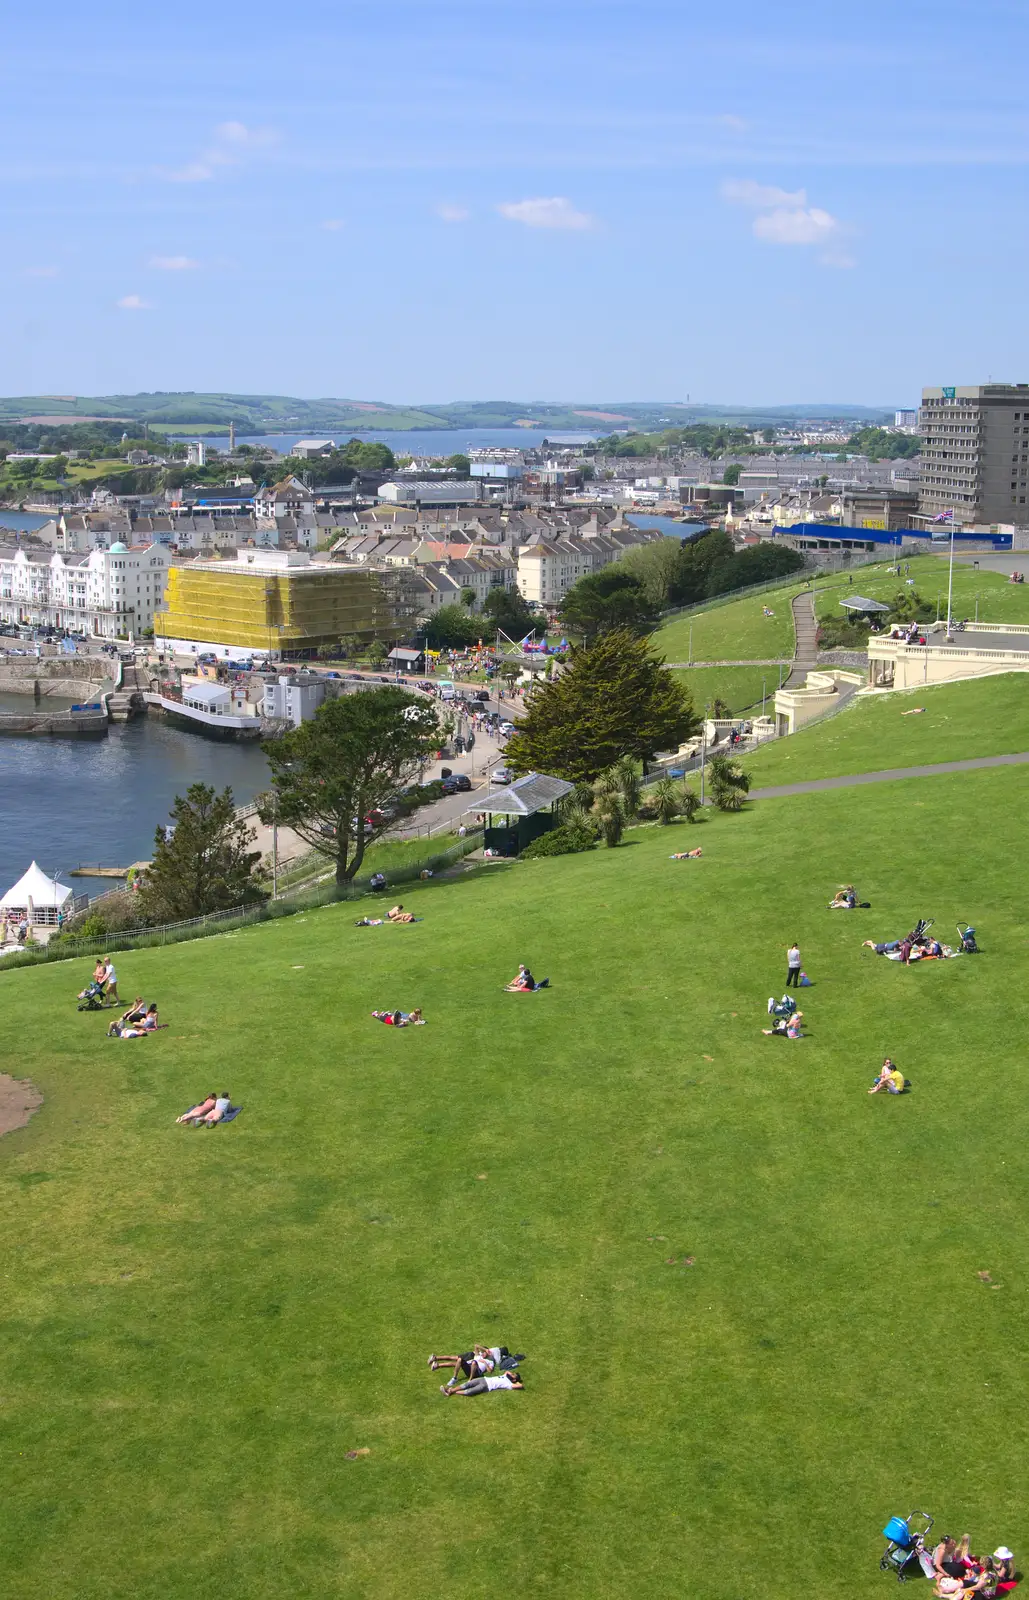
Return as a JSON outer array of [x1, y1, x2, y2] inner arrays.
[[672, 664, 780, 714], [743, 672, 1029, 787], [1, 774, 1027, 1599], [656, 588, 801, 662], [814, 555, 1029, 628]]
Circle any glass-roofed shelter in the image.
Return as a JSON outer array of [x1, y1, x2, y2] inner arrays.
[[464, 771, 574, 856]]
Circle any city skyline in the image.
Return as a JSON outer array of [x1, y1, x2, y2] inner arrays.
[[2, 0, 1026, 403]]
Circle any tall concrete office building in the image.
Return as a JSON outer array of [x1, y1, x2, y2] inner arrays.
[[920, 383, 1029, 525]]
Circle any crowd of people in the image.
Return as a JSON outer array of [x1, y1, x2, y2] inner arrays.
[[429, 1343, 526, 1397], [929, 1535, 1017, 1595]]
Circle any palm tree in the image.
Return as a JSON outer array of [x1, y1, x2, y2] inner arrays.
[[708, 755, 751, 812], [649, 776, 682, 824], [612, 755, 642, 818], [591, 782, 625, 847]]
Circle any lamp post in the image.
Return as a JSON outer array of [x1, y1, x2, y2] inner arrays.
[[945, 519, 956, 641]]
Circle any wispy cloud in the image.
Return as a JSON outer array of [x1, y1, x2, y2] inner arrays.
[[149, 255, 199, 270], [117, 294, 151, 310], [25, 265, 59, 279], [722, 178, 854, 267], [436, 203, 470, 222], [497, 196, 595, 230], [160, 121, 278, 184], [321, 218, 345, 232]]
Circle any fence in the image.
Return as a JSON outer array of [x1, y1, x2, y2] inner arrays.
[[656, 553, 889, 641], [0, 829, 485, 971]]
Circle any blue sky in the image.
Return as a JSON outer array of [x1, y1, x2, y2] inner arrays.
[[2, 0, 1026, 406]]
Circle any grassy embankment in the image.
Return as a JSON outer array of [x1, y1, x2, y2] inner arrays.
[[2, 753, 1028, 1598]]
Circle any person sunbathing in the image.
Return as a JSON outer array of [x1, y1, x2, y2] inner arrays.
[[829, 885, 858, 909], [762, 1010, 804, 1038], [371, 1009, 425, 1026], [108, 996, 146, 1035], [869, 1058, 906, 1094], [441, 1371, 524, 1397], [430, 1344, 510, 1384], [670, 849, 703, 860], [200, 1093, 232, 1125], [112, 1004, 163, 1038], [177, 1094, 217, 1123], [387, 904, 416, 923]]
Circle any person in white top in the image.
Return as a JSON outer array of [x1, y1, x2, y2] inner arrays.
[[102, 957, 120, 1003], [785, 943, 802, 989], [442, 1372, 524, 1396]]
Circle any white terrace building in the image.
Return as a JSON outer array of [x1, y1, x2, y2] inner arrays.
[[0, 542, 170, 639]]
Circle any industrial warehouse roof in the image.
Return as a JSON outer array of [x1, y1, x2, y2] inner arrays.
[[466, 772, 574, 817], [839, 595, 892, 613]]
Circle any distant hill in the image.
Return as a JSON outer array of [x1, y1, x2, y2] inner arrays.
[[0, 393, 896, 433]]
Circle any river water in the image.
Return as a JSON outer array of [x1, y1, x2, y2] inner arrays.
[[195, 427, 598, 456], [0, 718, 269, 899]]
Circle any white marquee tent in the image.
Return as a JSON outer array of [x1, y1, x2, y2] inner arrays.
[[0, 861, 74, 925]]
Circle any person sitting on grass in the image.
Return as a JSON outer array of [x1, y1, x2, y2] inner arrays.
[[829, 885, 858, 909], [670, 849, 703, 860], [868, 1058, 906, 1095], [112, 1003, 163, 1038], [505, 964, 549, 992], [441, 1371, 524, 1397], [108, 996, 146, 1036], [762, 1010, 804, 1039], [177, 1094, 217, 1124], [371, 1009, 425, 1026], [387, 904, 417, 924]]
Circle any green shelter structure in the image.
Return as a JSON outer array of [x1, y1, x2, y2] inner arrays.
[[468, 771, 574, 856]]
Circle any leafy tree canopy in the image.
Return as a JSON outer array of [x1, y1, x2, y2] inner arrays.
[[505, 628, 699, 784], [261, 688, 440, 884], [422, 604, 482, 649], [722, 463, 742, 486], [482, 584, 540, 640], [559, 567, 660, 639], [846, 427, 920, 462], [137, 783, 265, 923]]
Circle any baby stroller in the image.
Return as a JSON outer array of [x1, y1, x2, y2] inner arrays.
[[77, 979, 107, 1012], [957, 923, 979, 954], [767, 994, 797, 1021], [880, 1511, 934, 1582], [908, 918, 934, 948]]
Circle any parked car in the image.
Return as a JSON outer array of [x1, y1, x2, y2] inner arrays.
[[451, 774, 472, 792], [490, 766, 513, 784], [474, 690, 490, 702]]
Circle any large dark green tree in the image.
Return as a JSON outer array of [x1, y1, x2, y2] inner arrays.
[[261, 688, 440, 884], [422, 604, 482, 649], [559, 568, 660, 639], [482, 585, 540, 640], [504, 629, 699, 784], [137, 783, 266, 922]]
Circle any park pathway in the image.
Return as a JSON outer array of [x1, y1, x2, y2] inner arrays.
[[749, 749, 1029, 801], [783, 590, 820, 687]]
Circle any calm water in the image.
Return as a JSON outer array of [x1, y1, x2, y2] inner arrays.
[[197, 428, 598, 456], [0, 512, 53, 534], [0, 717, 269, 897]]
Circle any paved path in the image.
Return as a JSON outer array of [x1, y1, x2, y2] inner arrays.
[[750, 750, 1029, 801], [783, 590, 819, 687]]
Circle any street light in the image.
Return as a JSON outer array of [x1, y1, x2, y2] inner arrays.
[[945, 519, 956, 641]]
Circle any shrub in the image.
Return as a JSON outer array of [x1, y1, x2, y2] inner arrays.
[[521, 824, 597, 859], [642, 776, 683, 824], [679, 784, 700, 823], [708, 755, 751, 813], [591, 786, 626, 847]]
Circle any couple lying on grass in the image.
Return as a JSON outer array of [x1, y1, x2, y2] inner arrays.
[[107, 998, 164, 1038], [429, 1343, 526, 1396], [176, 1093, 235, 1126], [505, 964, 549, 992], [372, 1009, 425, 1026], [355, 904, 422, 927]]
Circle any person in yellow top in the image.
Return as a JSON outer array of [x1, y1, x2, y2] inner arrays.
[[869, 1058, 906, 1095]]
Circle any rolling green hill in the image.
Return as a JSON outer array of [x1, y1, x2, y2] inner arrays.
[[1, 758, 1026, 1597]]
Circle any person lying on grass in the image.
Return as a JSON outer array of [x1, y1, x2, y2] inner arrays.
[[441, 1372, 524, 1397], [869, 1058, 906, 1095], [198, 1093, 232, 1125], [177, 1094, 216, 1124], [762, 1010, 804, 1038], [110, 1003, 164, 1038], [670, 849, 703, 860], [430, 1345, 524, 1384], [107, 996, 146, 1035], [371, 1009, 425, 1026], [387, 904, 417, 924]]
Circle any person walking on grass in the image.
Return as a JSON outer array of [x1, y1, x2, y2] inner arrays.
[[786, 942, 802, 988]]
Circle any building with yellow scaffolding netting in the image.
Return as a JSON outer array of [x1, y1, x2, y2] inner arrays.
[[154, 550, 406, 658]]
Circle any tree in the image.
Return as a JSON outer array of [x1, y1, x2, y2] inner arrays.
[[423, 604, 480, 649], [560, 568, 659, 639], [137, 783, 265, 922], [482, 585, 538, 640], [611, 754, 642, 817], [591, 777, 625, 847], [722, 463, 742, 486], [703, 541, 805, 597], [367, 639, 389, 666], [445, 453, 471, 477], [708, 755, 751, 812], [646, 775, 682, 824], [261, 689, 440, 884], [505, 629, 699, 784], [459, 586, 477, 609], [618, 540, 692, 608]]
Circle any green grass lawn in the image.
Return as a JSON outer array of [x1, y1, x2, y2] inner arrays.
[[814, 555, 1029, 628], [2, 765, 1028, 1597], [672, 664, 781, 714], [656, 586, 801, 662]]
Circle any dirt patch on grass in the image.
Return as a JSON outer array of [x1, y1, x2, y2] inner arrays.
[[0, 1075, 42, 1136]]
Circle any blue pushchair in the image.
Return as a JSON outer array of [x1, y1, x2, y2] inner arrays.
[[767, 994, 798, 1021], [880, 1511, 934, 1582], [77, 979, 107, 1012]]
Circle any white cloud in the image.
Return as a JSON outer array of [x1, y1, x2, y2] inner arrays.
[[162, 122, 278, 183], [25, 265, 59, 278], [436, 203, 470, 223], [722, 178, 854, 267], [722, 179, 807, 210], [149, 255, 199, 271], [117, 294, 151, 310], [321, 218, 345, 232], [497, 196, 595, 231]]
